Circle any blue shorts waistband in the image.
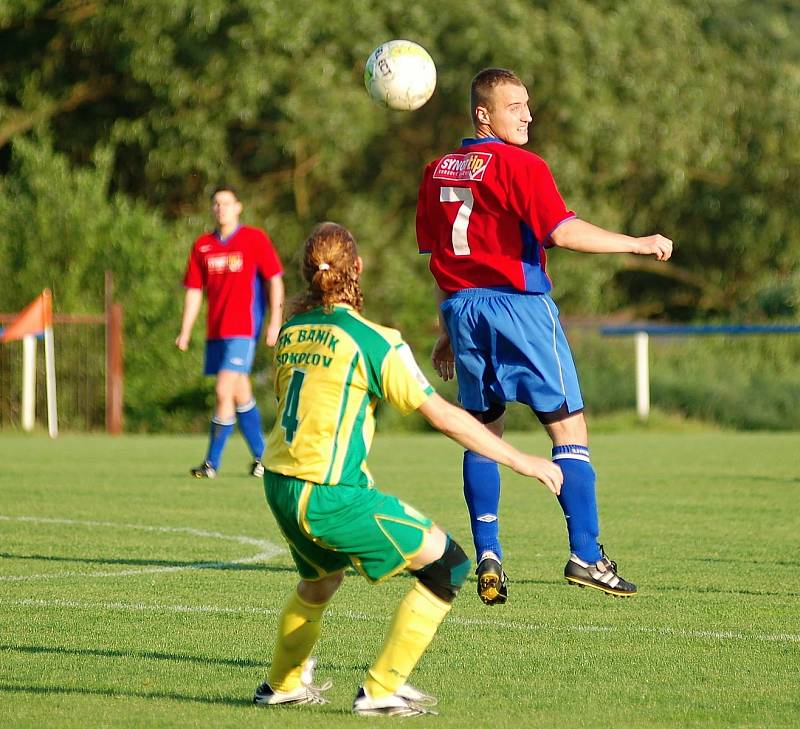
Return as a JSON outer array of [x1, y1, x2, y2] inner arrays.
[[447, 286, 542, 299]]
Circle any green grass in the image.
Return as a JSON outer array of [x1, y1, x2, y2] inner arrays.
[[1, 431, 799, 728]]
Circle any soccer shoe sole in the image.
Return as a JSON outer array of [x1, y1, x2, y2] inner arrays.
[[476, 561, 508, 605], [478, 572, 504, 603], [565, 574, 637, 597]]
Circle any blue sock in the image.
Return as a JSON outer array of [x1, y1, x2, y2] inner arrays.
[[463, 450, 503, 562], [205, 416, 235, 471], [236, 399, 265, 459], [552, 445, 602, 563]]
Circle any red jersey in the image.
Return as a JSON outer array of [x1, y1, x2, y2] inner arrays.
[[183, 225, 283, 340], [416, 137, 575, 293]]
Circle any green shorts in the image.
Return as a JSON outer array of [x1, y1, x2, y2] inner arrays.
[[264, 471, 433, 582]]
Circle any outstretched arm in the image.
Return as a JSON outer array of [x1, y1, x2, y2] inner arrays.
[[418, 393, 563, 495], [175, 288, 203, 351], [551, 218, 673, 261]]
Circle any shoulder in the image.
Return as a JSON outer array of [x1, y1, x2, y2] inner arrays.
[[496, 144, 549, 169], [192, 231, 215, 248], [421, 155, 443, 177], [356, 314, 403, 347], [348, 310, 401, 342], [500, 147, 557, 187], [339, 310, 404, 358], [189, 233, 216, 258], [238, 226, 277, 249], [239, 225, 269, 239]]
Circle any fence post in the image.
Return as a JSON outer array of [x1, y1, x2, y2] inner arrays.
[[106, 304, 124, 435], [634, 331, 650, 420], [44, 322, 58, 438], [105, 271, 124, 435]]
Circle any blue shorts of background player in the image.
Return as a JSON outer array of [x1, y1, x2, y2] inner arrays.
[[204, 337, 257, 375], [441, 287, 636, 604]]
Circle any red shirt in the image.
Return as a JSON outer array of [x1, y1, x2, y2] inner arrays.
[[416, 137, 575, 293], [183, 225, 283, 339]]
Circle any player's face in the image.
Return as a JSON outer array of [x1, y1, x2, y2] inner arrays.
[[212, 191, 242, 228], [486, 82, 532, 146]]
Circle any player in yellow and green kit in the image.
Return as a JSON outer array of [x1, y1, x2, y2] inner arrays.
[[252, 222, 563, 717]]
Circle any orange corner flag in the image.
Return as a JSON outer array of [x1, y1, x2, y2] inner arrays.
[[0, 289, 53, 343]]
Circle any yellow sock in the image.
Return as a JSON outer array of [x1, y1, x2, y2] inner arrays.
[[268, 589, 328, 692], [364, 581, 452, 699]]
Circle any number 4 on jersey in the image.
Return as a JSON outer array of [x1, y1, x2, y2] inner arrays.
[[281, 369, 306, 443], [440, 186, 474, 256]]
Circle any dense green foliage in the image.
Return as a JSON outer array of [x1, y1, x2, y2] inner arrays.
[[1, 1, 799, 429], [2, 432, 799, 727]]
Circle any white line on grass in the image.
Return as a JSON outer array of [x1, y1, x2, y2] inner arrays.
[[0, 515, 285, 581], [3, 597, 799, 645]]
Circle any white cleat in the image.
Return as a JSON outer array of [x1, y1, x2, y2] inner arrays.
[[353, 684, 438, 717], [253, 657, 331, 706]]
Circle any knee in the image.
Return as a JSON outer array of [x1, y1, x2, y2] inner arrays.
[[297, 571, 343, 604], [411, 536, 470, 604], [234, 376, 253, 403], [215, 381, 234, 403]]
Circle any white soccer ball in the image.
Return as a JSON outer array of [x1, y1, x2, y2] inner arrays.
[[364, 40, 436, 111]]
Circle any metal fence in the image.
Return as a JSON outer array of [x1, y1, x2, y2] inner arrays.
[[0, 314, 106, 431]]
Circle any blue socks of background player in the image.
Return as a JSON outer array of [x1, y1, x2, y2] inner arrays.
[[463, 450, 502, 562], [206, 415, 235, 470], [236, 399, 265, 460], [552, 445, 602, 563]]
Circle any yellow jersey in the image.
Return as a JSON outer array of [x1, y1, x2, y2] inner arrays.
[[265, 305, 434, 487]]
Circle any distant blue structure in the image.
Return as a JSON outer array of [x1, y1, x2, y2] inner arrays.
[[602, 323, 800, 337], [600, 323, 800, 419]]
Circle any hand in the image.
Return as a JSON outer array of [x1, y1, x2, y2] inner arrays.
[[175, 333, 190, 351], [512, 454, 564, 496], [264, 321, 281, 347], [431, 332, 455, 381], [635, 234, 673, 261]]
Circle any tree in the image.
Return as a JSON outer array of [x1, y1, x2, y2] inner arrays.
[[2, 1, 799, 429]]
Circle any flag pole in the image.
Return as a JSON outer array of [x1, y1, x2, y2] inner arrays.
[[42, 290, 58, 438], [0, 288, 58, 436], [22, 334, 37, 432]]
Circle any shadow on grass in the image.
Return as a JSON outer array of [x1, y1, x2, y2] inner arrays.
[[0, 682, 260, 708], [1, 643, 264, 668], [699, 474, 799, 485], [2, 645, 373, 678], [0, 552, 296, 573], [688, 556, 796, 567]]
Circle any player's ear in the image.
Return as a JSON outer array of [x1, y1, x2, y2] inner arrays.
[[355, 256, 364, 275], [475, 104, 491, 126]]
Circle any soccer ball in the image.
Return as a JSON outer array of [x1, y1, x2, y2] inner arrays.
[[364, 40, 436, 111]]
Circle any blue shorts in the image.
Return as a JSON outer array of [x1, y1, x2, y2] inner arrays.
[[204, 338, 257, 375], [440, 288, 583, 417]]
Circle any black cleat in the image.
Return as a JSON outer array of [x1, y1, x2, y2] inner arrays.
[[564, 545, 637, 597], [476, 557, 508, 605], [250, 459, 265, 478], [190, 461, 216, 479]]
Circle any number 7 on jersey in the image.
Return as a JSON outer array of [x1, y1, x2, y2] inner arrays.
[[440, 186, 473, 256]]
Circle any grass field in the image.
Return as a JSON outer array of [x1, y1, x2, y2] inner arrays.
[[1, 430, 799, 728]]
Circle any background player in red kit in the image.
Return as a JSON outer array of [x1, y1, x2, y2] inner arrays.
[[176, 187, 284, 479], [416, 68, 673, 604]]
